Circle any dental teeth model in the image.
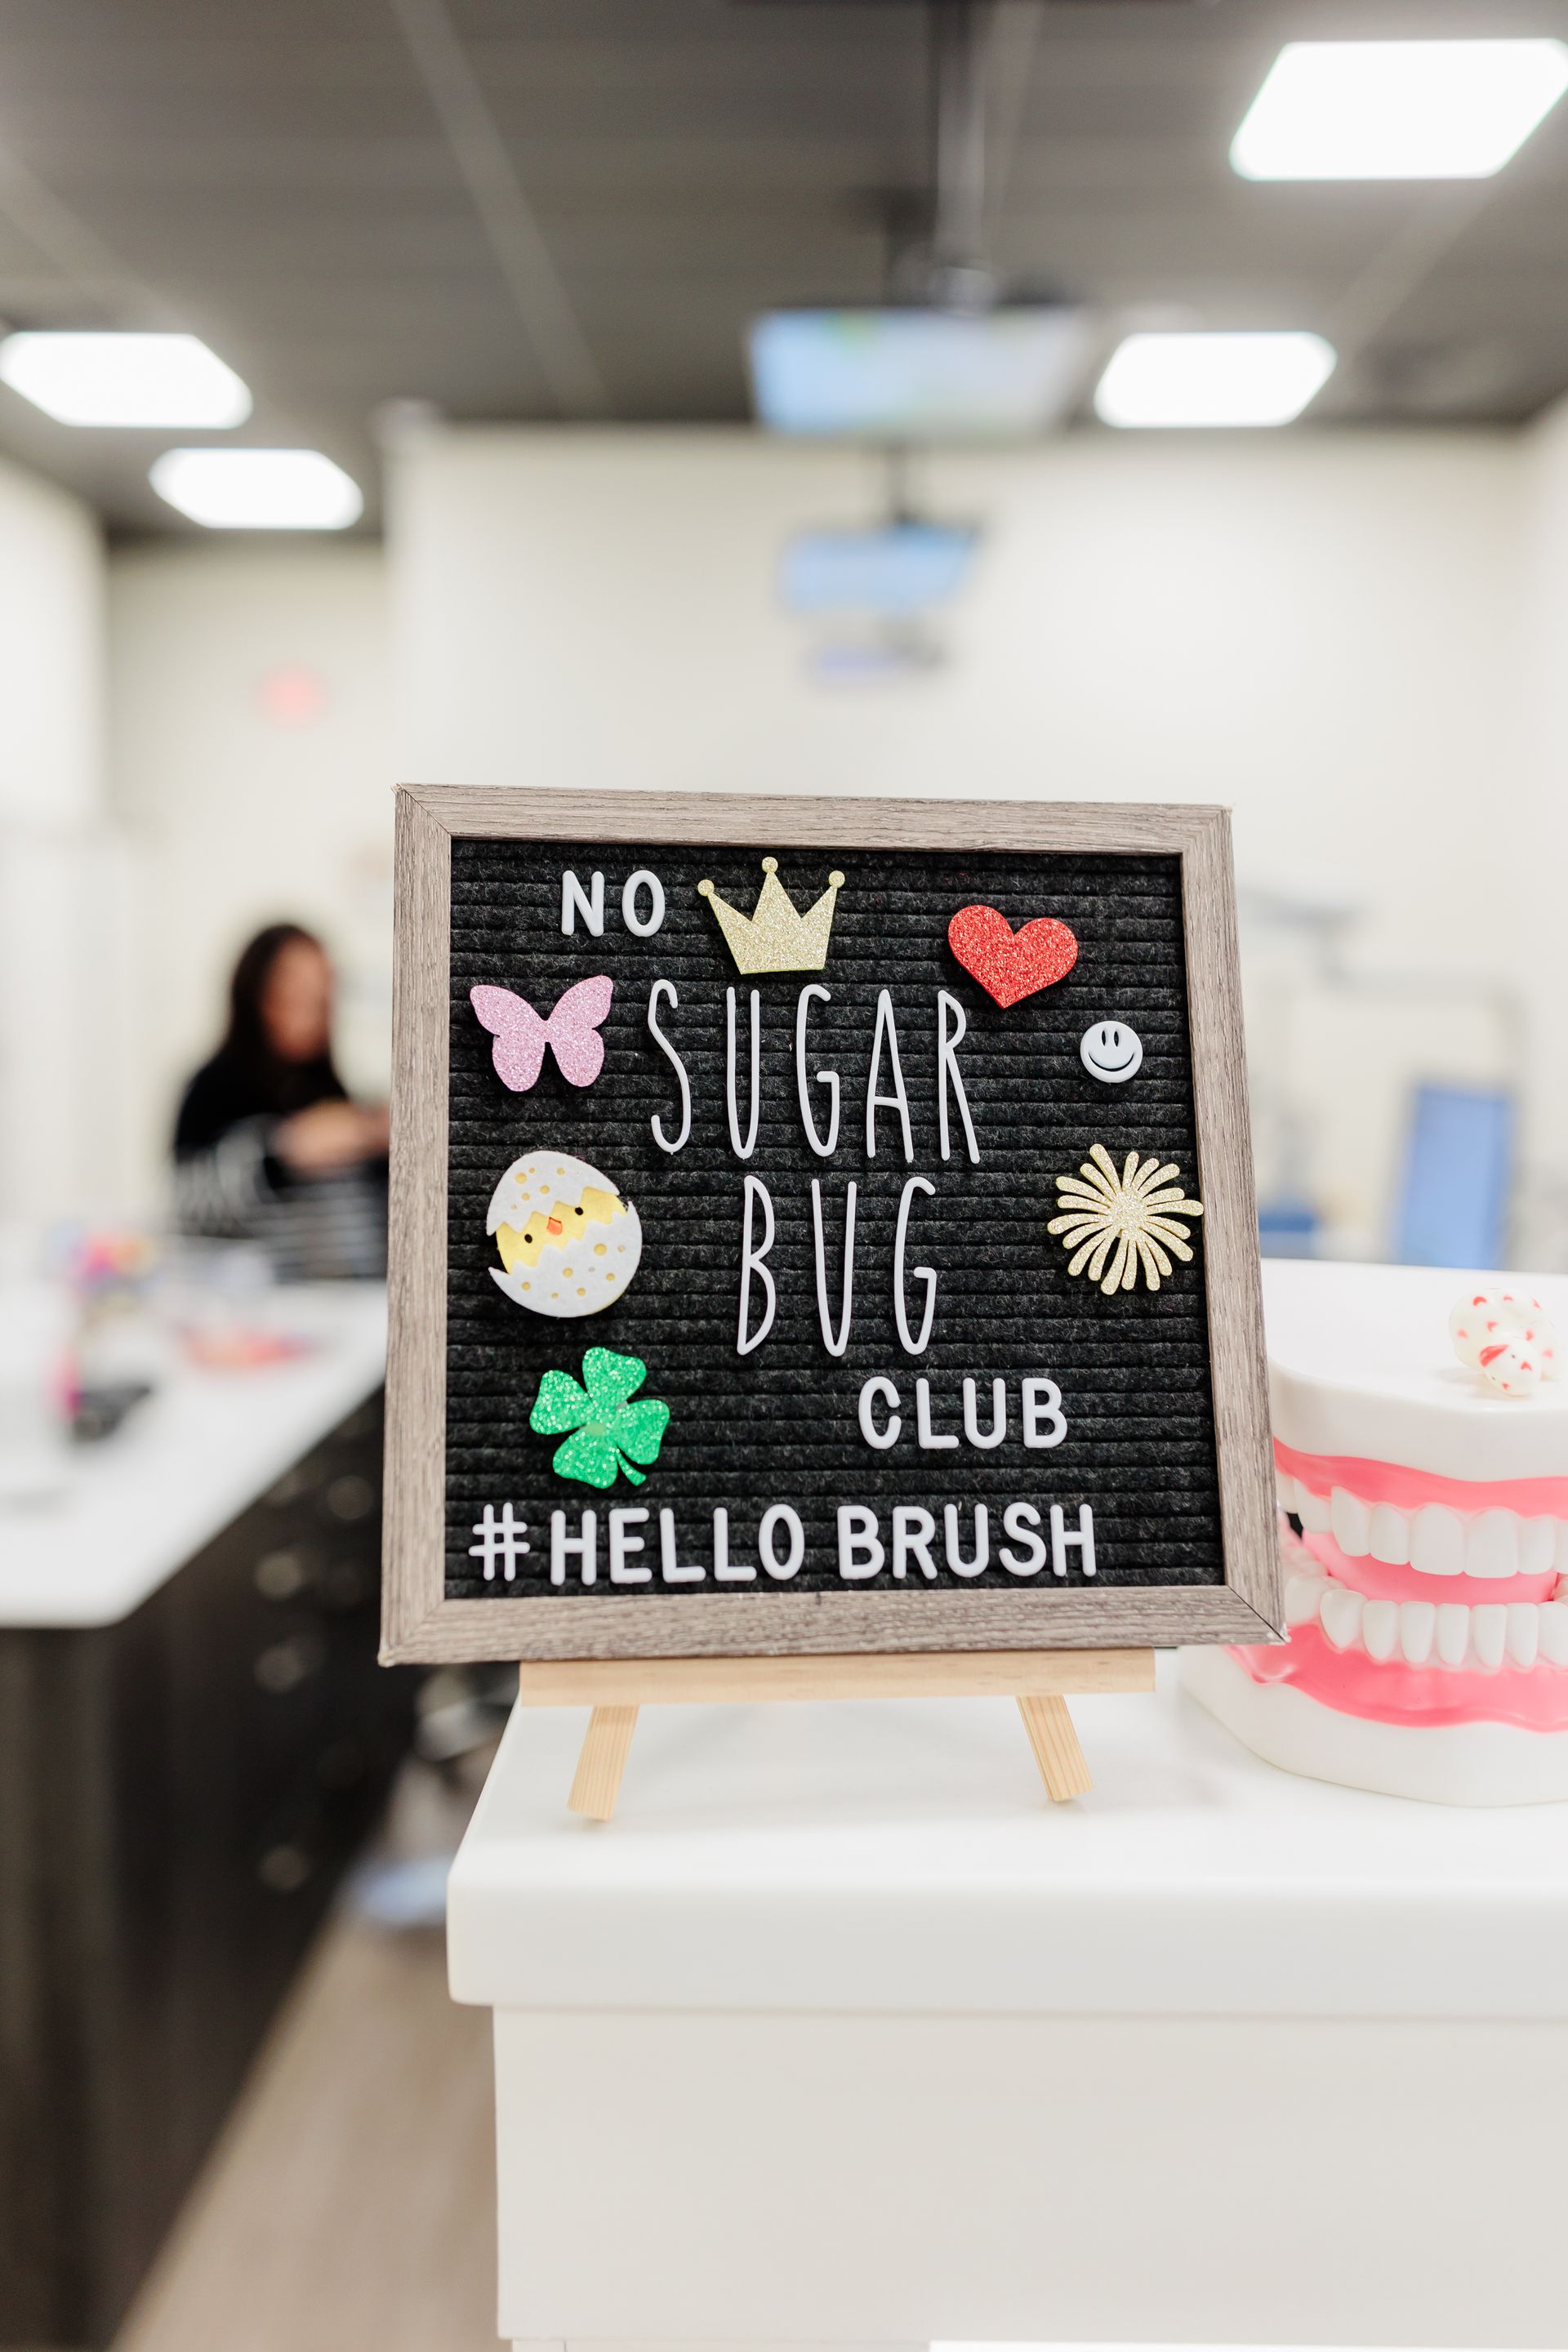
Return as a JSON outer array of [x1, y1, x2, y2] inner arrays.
[[1183, 1261, 1568, 1805]]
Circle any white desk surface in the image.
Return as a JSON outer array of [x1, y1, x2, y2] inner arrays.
[[448, 1654, 1568, 2022], [0, 1284, 386, 1629]]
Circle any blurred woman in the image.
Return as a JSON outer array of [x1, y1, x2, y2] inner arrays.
[[172, 924, 388, 1280]]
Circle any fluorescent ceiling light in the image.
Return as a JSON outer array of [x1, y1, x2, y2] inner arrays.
[[149, 448, 363, 530], [1094, 331, 1335, 430], [1232, 39, 1568, 180], [0, 332, 251, 426]]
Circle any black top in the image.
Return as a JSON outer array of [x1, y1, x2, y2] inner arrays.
[[170, 1054, 385, 1282], [172, 1051, 347, 1160]]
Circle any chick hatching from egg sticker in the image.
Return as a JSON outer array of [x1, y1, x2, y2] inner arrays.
[[487, 1149, 643, 1318]]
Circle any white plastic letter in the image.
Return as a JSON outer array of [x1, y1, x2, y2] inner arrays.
[[837, 1504, 884, 1581], [561, 869, 604, 938], [858, 1375, 902, 1450], [936, 989, 980, 1165], [943, 1503, 990, 1579], [893, 1176, 938, 1356], [810, 1178, 858, 1358], [726, 986, 761, 1161], [550, 1508, 598, 1587], [736, 1175, 777, 1356], [659, 1508, 705, 1584], [1022, 1378, 1067, 1450], [621, 868, 666, 937], [1000, 1502, 1047, 1577], [962, 1376, 1007, 1450], [892, 1506, 938, 1581], [795, 983, 840, 1158], [759, 1504, 805, 1582], [915, 1377, 958, 1450], [1050, 1503, 1097, 1579], [864, 989, 914, 1162], [713, 1507, 757, 1582], [608, 1506, 651, 1584], [646, 979, 692, 1155]]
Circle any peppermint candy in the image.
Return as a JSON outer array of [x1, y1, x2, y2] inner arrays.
[[1449, 1289, 1560, 1398]]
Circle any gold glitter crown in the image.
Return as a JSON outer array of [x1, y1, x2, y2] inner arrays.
[[697, 858, 845, 975]]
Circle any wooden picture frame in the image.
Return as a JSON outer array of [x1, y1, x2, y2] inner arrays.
[[381, 786, 1279, 1665]]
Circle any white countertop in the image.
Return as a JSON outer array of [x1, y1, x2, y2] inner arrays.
[[0, 1284, 386, 1628], [448, 1653, 1568, 2021]]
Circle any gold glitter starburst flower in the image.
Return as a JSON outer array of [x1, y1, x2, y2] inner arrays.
[[1048, 1144, 1204, 1296]]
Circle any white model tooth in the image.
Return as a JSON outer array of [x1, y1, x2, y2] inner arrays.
[[1275, 1471, 1299, 1514], [1539, 1601, 1568, 1668], [1330, 1488, 1372, 1557], [1297, 1486, 1332, 1533], [1471, 1604, 1508, 1672], [1369, 1503, 1410, 1565], [1519, 1518, 1557, 1577], [1284, 1571, 1325, 1627], [1399, 1600, 1436, 1664], [1410, 1504, 1465, 1577], [1435, 1602, 1471, 1668], [1361, 1598, 1399, 1662], [1506, 1603, 1540, 1671], [1319, 1586, 1364, 1652], [1466, 1511, 1519, 1579], [1555, 1520, 1568, 1572]]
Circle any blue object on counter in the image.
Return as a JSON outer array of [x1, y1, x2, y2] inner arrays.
[[1258, 1196, 1321, 1258], [1392, 1083, 1514, 1269]]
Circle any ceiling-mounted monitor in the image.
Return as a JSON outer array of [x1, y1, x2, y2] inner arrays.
[[748, 305, 1092, 440], [778, 521, 977, 616]]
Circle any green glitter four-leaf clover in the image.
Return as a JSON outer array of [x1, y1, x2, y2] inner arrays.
[[528, 1348, 670, 1491]]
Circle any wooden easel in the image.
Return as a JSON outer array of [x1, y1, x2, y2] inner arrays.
[[514, 1648, 1156, 1820]]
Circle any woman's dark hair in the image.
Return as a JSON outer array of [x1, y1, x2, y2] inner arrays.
[[214, 923, 346, 1117]]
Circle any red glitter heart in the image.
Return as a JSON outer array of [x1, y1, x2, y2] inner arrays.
[[947, 904, 1080, 1009]]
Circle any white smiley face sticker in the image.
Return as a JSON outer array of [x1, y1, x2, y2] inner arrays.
[[1080, 1021, 1143, 1085]]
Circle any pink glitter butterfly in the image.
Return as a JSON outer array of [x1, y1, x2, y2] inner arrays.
[[470, 977, 613, 1092]]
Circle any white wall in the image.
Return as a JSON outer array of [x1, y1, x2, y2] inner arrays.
[[1520, 392, 1568, 1192], [390, 424, 1530, 1248], [0, 453, 112, 1225], [98, 422, 1557, 1250], [107, 543, 395, 1205], [0, 452, 103, 826]]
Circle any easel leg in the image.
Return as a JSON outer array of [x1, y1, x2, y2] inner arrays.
[[568, 1705, 639, 1821], [1017, 1692, 1093, 1802]]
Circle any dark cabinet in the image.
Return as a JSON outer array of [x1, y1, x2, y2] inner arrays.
[[0, 1392, 413, 2350]]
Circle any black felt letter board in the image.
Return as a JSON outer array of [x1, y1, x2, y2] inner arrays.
[[443, 836, 1224, 1613]]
